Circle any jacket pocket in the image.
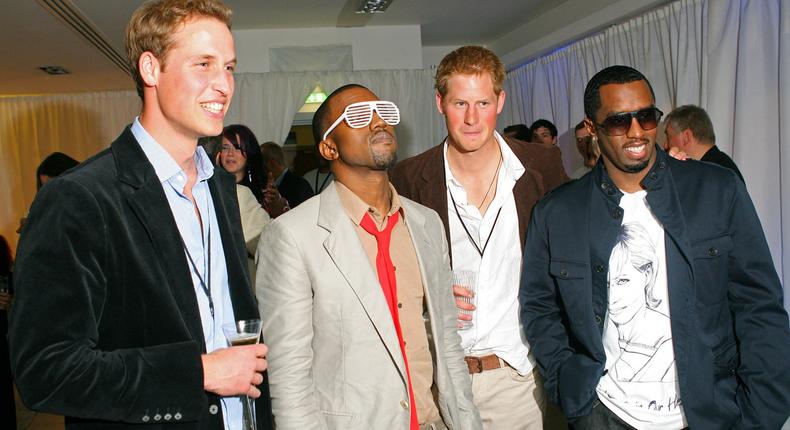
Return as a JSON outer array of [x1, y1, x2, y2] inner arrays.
[[691, 235, 733, 305], [550, 259, 590, 326]]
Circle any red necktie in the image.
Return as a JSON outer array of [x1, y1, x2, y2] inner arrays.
[[360, 211, 419, 430]]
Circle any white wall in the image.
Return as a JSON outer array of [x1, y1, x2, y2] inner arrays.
[[233, 25, 424, 73], [422, 45, 462, 70]]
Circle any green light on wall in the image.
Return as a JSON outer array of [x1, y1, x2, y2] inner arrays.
[[305, 87, 327, 104]]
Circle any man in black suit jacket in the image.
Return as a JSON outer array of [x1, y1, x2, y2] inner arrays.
[[260, 142, 314, 209], [9, 1, 272, 428], [520, 65, 790, 429], [664, 104, 744, 181]]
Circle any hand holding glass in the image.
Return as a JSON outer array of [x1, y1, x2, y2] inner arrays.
[[452, 271, 477, 330], [222, 319, 262, 430]]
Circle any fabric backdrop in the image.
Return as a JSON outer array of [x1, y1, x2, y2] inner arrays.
[[500, 0, 790, 312]]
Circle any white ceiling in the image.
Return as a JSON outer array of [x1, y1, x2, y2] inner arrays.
[[1, 0, 668, 95]]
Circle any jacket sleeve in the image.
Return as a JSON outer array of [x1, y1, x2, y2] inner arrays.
[[519, 203, 599, 417], [236, 185, 270, 257], [256, 219, 326, 430], [725, 177, 790, 429], [9, 177, 206, 423], [431, 212, 483, 430]]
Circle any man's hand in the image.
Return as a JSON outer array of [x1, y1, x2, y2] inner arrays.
[[202, 344, 268, 398], [453, 284, 475, 328], [263, 172, 289, 217]]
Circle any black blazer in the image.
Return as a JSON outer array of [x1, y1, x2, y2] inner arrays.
[[9, 127, 273, 429], [520, 147, 790, 428]]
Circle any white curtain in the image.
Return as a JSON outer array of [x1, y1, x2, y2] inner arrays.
[[227, 69, 446, 158], [0, 91, 140, 253], [502, 0, 790, 311]]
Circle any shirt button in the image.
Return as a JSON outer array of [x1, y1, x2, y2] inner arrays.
[[611, 208, 622, 219], [174, 413, 182, 420], [649, 172, 657, 179], [595, 265, 605, 273], [659, 161, 667, 169], [397, 302, 403, 308], [559, 269, 569, 279], [209, 404, 219, 415], [153, 414, 162, 421], [400, 400, 409, 410], [708, 247, 719, 257], [142, 415, 150, 423], [164, 413, 172, 421], [595, 314, 602, 324]]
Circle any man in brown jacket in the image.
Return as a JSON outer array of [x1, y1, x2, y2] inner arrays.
[[390, 46, 568, 429]]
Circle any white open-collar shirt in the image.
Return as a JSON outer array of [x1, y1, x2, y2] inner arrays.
[[444, 131, 535, 374]]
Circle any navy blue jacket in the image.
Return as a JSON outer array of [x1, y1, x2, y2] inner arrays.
[[520, 146, 790, 429]]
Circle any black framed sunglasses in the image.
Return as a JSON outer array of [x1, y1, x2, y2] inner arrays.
[[595, 107, 664, 136]]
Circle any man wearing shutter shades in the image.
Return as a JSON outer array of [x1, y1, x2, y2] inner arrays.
[[9, 0, 272, 428], [256, 84, 481, 429], [520, 65, 790, 429]]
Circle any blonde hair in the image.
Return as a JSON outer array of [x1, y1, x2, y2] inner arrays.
[[125, 0, 232, 99], [435, 46, 505, 97]]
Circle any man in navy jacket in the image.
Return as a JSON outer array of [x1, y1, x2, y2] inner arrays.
[[520, 65, 790, 429]]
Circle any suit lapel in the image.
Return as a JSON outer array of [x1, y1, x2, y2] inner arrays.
[[318, 183, 408, 379], [113, 129, 206, 350]]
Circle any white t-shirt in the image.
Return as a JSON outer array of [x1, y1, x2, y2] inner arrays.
[[596, 190, 687, 430]]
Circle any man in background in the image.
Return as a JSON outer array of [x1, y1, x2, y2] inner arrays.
[[391, 45, 567, 429], [260, 141, 314, 208], [504, 123, 532, 142], [9, 1, 272, 427], [664, 104, 743, 181], [530, 118, 558, 146], [571, 121, 600, 178]]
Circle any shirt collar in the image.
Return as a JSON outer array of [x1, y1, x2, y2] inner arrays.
[[442, 130, 525, 189], [593, 144, 669, 202], [335, 181, 403, 229], [131, 116, 214, 184]]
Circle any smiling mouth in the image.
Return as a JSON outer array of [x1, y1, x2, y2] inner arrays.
[[200, 102, 224, 114]]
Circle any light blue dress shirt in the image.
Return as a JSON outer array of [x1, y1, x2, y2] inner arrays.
[[132, 118, 243, 429]]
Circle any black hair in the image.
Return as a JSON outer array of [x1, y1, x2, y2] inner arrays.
[[503, 124, 532, 142], [220, 124, 267, 204], [312, 84, 368, 144], [584, 65, 656, 120], [36, 152, 79, 189], [530, 119, 558, 138]]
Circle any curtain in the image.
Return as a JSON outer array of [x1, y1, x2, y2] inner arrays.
[[227, 69, 446, 158], [502, 0, 790, 311], [0, 91, 140, 253]]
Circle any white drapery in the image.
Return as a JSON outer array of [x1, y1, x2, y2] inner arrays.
[[226, 69, 446, 157], [501, 0, 790, 311], [0, 91, 140, 253]]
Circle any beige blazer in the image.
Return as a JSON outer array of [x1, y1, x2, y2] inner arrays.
[[237, 185, 269, 284], [256, 182, 481, 430]]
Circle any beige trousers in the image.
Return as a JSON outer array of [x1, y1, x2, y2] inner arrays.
[[470, 362, 546, 430]]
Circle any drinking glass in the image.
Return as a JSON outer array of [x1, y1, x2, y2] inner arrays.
[[453, 270, 477, 330], [222, 319, 262, 430]]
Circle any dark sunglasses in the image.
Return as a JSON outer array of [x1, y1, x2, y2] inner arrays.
[[595, 107, 663, 136]]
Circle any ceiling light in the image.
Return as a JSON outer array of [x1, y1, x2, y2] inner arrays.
[[356, 0, 394, 13], [38, 66, 70, 75]]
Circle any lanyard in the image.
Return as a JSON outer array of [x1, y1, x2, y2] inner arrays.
[[448, 188, 503, 258], [178, 190, 214, 318], [314, 170, 333, 193]]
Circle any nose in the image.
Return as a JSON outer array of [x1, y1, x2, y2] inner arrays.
[[464, 104, 478, 125], [626, 116, 645, 138], [370, 110, 387, 130], [213, 68, 233, 97]]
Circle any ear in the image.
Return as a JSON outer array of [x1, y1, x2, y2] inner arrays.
[[583, 118, 597, 139], [681, 128, 694, 147], [138, 52, 160, 88], [318, 138, 338, 162], [435, 92, 445, 115], [496, 90, 506, 115]]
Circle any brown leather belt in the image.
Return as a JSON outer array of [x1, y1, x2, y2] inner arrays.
[[464, 354, 506, 374]]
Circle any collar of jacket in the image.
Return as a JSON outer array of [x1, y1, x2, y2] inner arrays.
[[591, 144, 671, 203]]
